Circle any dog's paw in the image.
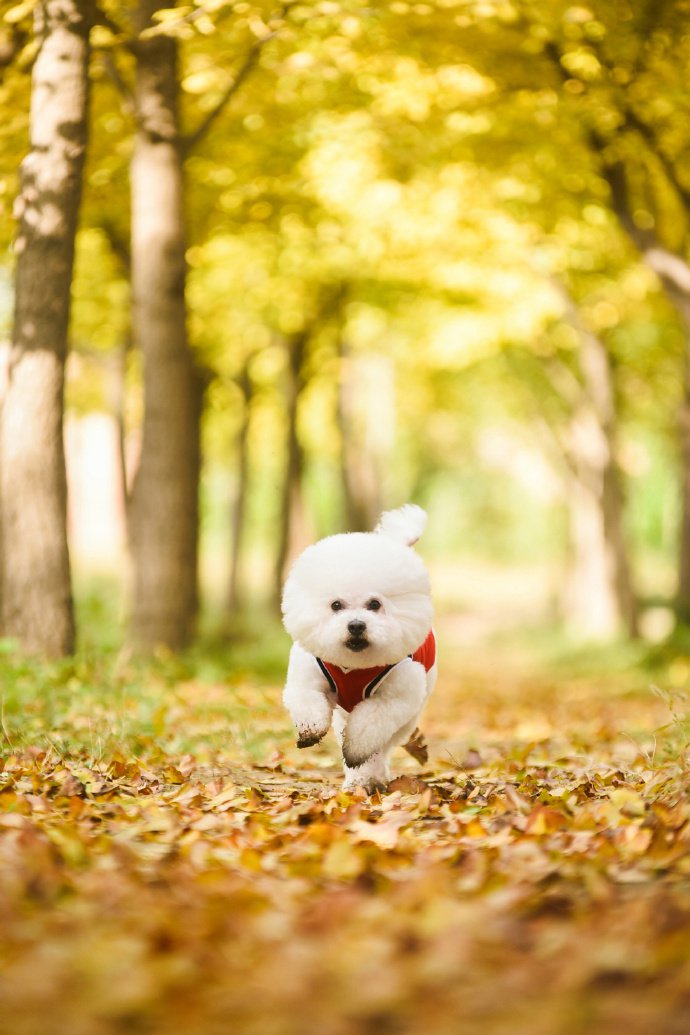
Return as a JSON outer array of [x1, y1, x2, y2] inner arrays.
[[362, 778, 388, 796], [342, 774, 388, 796], [296, 729, 326, 749]]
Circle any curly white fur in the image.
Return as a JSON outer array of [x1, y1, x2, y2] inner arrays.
[[281, 505, 436, 793], [375, 503, 427, 546]]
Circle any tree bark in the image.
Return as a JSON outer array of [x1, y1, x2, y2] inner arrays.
[[337, 343, 390, 532], [575, 316, 638, 637], [679, 343, 690, 623], [545, 36, 690, 626], [127, 0, 202, 651], [603, 163, 690, 623], [561, 399, 638, 640], [273, 330, 311, 609], [0, 0, 91, 656], [540, 289, 638, 639], [226, 364, 252, 621]]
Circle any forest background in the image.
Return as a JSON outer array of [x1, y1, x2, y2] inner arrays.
[[3, 2, 690, 1034], [2, 0, 690, 657]]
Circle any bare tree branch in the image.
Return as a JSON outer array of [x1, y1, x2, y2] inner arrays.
[[543, 27, 690, 215], [595, 159, 690, 321], [99, 50, 136, 112], [92, 4, 133, 47], [182, 1, 298, 154], [538, 31, 690, 319], [0, 24, 28, 74], [135, 0, 236, 38], [100, 217, 131, 273], [182, 31, 273, 155]]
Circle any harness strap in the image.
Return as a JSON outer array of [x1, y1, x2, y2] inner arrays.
[[315, 657, 338, 695], [315, 630, 435, 714], [315, 657, 399, 712]]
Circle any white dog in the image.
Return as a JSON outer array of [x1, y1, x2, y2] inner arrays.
[[281, 504, 436, 793]]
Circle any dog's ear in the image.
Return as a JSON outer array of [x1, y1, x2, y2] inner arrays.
[[375, 504, 427, 546]]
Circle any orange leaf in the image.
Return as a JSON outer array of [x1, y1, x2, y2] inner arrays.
[[525, 806, 566, 835]]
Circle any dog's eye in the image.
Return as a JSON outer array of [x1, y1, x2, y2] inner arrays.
[[330, 600, 345, 612], [366, 599, 382, 611]]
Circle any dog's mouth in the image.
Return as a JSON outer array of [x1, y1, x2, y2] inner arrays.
[[345, 637, 370, 653]]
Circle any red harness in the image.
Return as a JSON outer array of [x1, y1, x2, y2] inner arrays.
[[316, 630, 436, 713]]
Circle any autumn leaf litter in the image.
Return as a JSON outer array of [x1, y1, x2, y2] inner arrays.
[[1, 670, 690, 1035]]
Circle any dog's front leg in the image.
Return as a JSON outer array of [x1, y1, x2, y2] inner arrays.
[[282, 643, 334, 748], [341, 659, 427, 769]]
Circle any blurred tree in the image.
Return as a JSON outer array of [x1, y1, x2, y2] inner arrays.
[[521, 290, 638, 638], [98, 1, 284, 649], [127, 0, 203, 651], [0, 6, 27, 79], [337, 337, 388, 534], [0, 0, 92, 656], [533, 0, 690, 623], [373, 0, 682, 633], [225, 360, 253, 621], [273, 325, 310, 608], [272, 284, 348, 606], [3, 0, 684, 646], [564, 318, 637, 639]]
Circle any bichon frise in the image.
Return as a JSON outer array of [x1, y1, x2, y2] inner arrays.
[[281, 504, 436, 793]]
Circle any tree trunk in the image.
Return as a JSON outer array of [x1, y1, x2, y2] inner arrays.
[[562, 416, 637, 640], [337, 345, 391, 532], [544, 39, 690, 627], [546, 291, 638, 639], [226, 364, 252, 621], [591, 162, 690, 624], [679, 339, 690, 623], [0, 0, 91, 656], [577, 317, 638, 637], [567, 337, 637, 639], [273, 331, 311, 608], [618, 241, 690, 624], [563, 469, 620, 638], [127, 0, 202, 651]]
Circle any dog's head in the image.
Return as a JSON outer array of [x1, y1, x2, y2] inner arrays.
[[282, 505, 433, 668]]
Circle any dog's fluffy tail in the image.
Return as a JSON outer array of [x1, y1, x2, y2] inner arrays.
[[375, 504, 427, 546]]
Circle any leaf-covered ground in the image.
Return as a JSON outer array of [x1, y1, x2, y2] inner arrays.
[[2, 635, 690, 1035]]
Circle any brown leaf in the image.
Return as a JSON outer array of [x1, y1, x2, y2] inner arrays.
[[402, 727, 429, 765], [461, 748, 484, 770], [524, 805, 567, 835], [388, 775, 429, 795]]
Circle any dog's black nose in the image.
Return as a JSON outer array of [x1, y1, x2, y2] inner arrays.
[[347, 619, 367, 636]]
